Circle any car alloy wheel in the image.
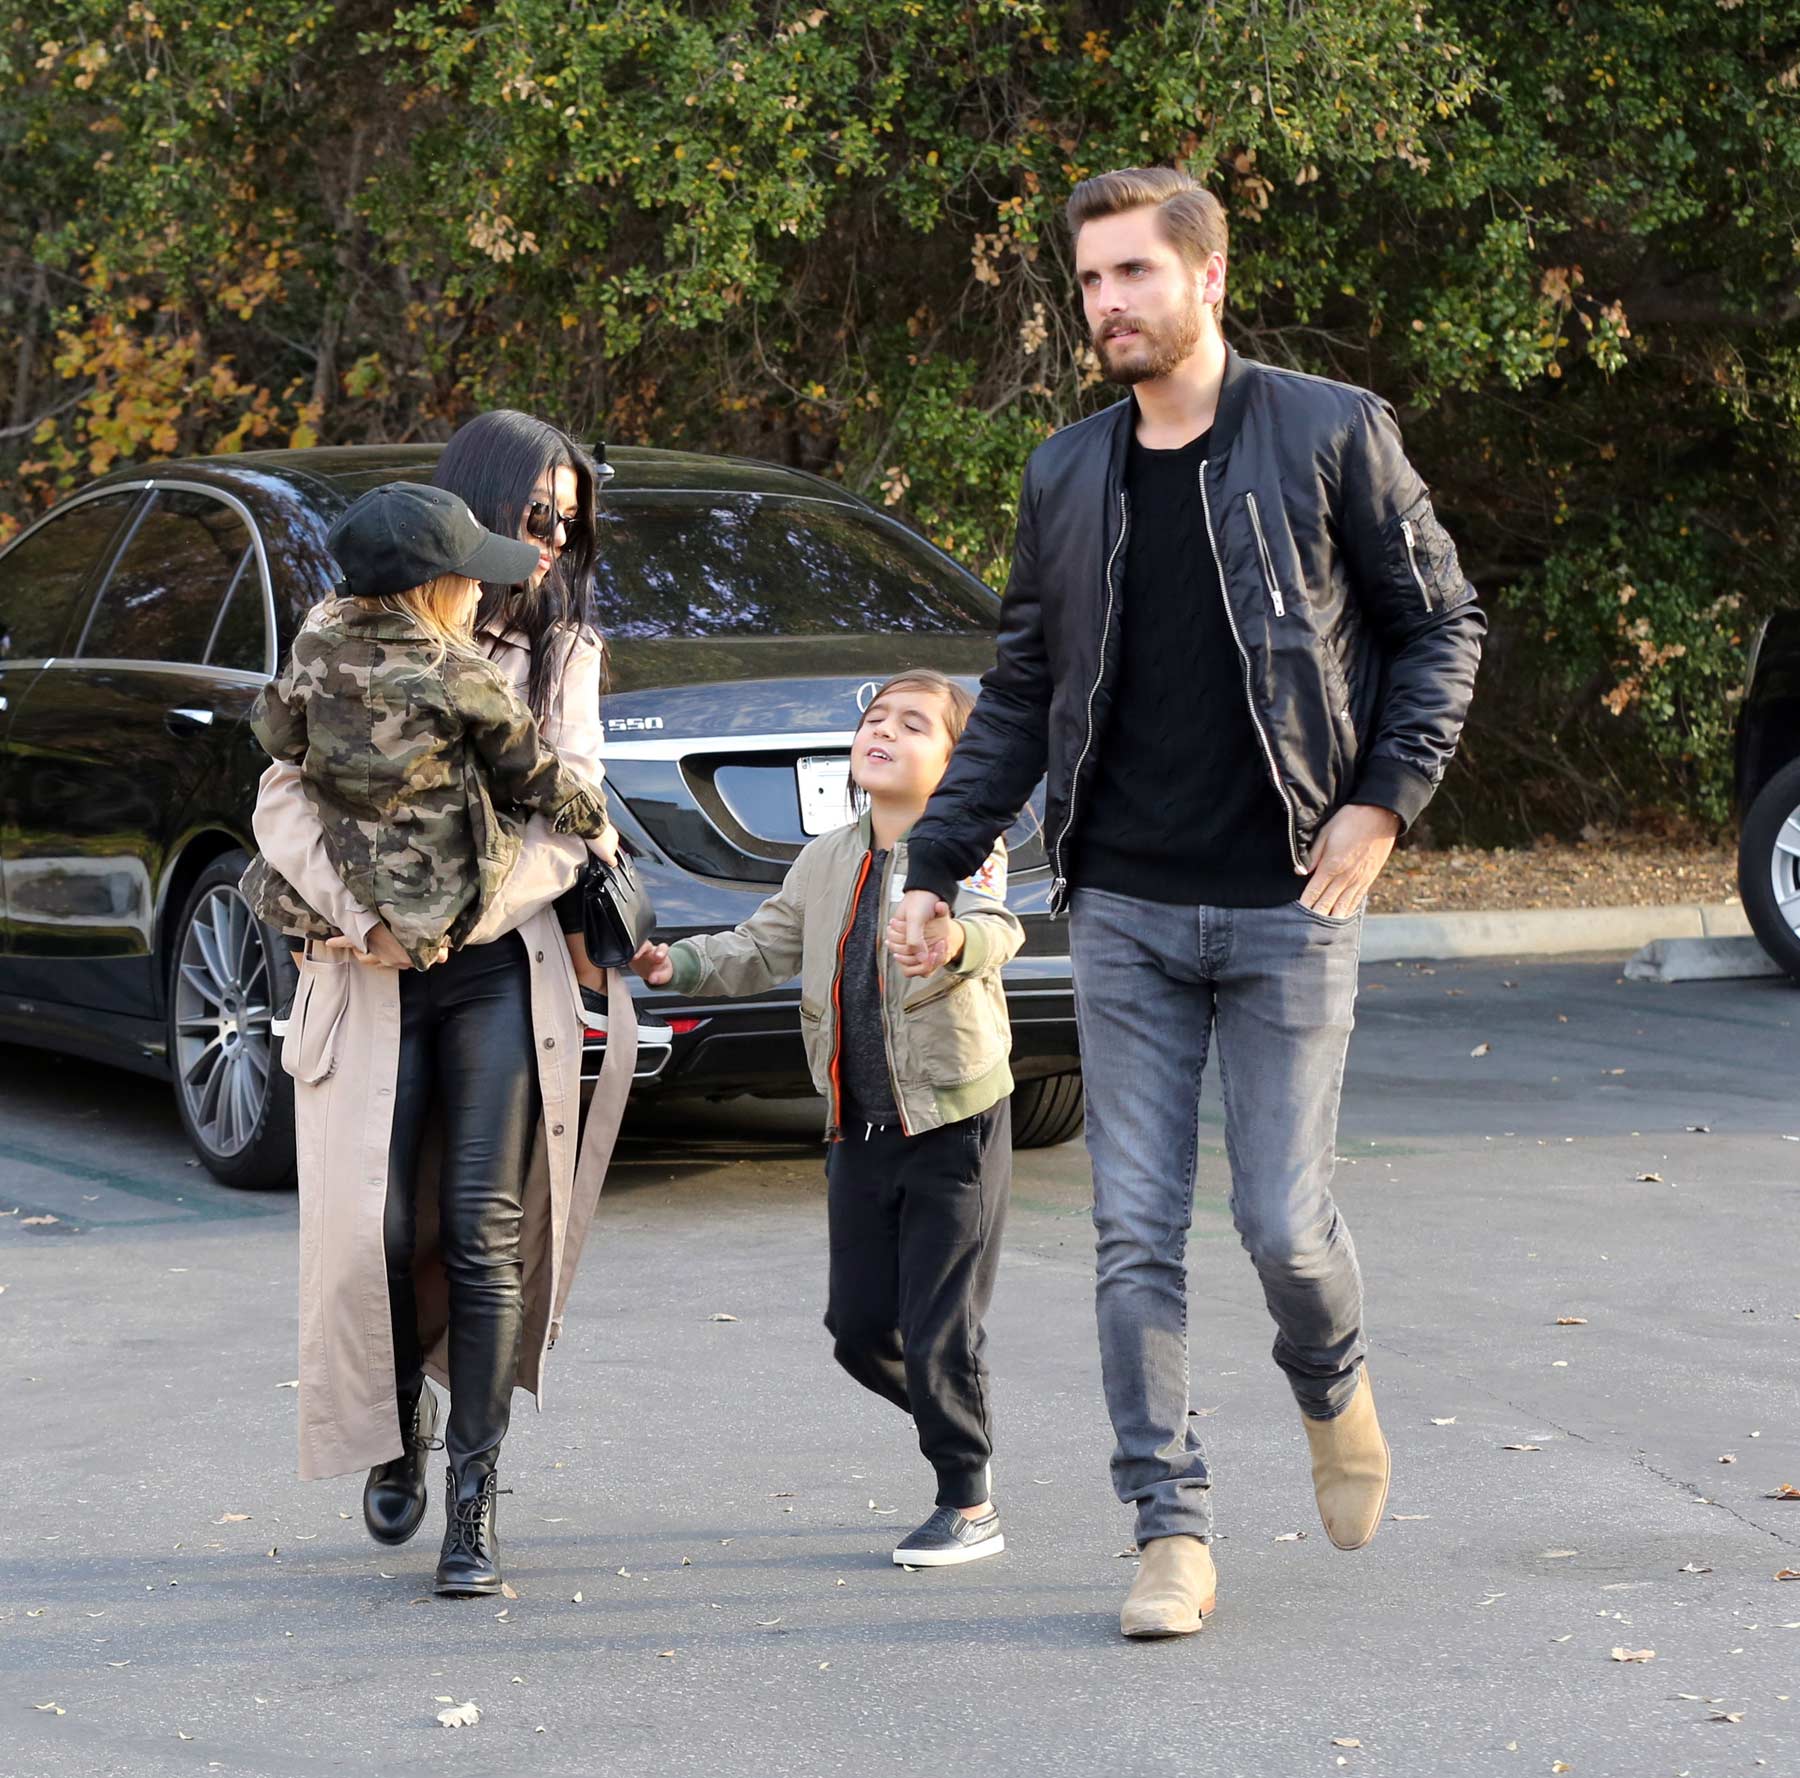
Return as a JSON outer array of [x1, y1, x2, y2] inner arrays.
[[173, 881, 279, 1159], [1737, 756, 1800, 984]]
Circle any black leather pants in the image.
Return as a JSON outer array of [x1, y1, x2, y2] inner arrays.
[[383, 933, 539, 1477]]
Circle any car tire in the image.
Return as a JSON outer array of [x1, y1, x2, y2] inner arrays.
[[1011, 1071, 1086, 1148], [167, 850, 300, 1189], [1738, 757, 1800, 985]]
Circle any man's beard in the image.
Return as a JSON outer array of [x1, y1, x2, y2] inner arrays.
[[1094, 293, 1206, 386]]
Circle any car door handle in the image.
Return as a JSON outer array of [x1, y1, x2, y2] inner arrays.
[[165, 705, 215, 735]]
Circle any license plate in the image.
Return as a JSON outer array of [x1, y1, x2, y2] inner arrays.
[[795, 754, 854, 836]]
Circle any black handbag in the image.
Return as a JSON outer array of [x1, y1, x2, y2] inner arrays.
[[578, 851, 657, 971]]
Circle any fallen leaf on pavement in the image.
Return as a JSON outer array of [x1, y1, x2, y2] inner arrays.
[[1766, 1484, 1800, 1501], [32, 1702, 64, 1714], [1429, 1416, 1457, 1426], [1470, 1042, 1490, 1058], [1552, 1763, 1571, 1773], [1555, 1316, 1588, 1326], [756, 1618, 783, 1627], [1678, 1562, 1713, 1575], [501, 1582, 518, 1600], [1115, 1546, 1140, 1558], [275, 1380, 299, 1390], [436, 1702, 480, 1728], [1541, 1550, 1578, 1560], [1708, 1712, 1744, 1723], [1636, 1172, 1663, 1183], [20, 1215, 58, 1227], [1273, 1531, 1307, 1542], [1390, 1514, 1429, 1521], [1331, 1738, 1362, 1749], [707, 1313, 739, 1323], [571, 1591, 583, 1603], [656, 1650, 675, 1659], [1502, 1444, 1543, 1452], [213, 1513, 250, 1525], [1718, 1454, 1736, 1464], [1776, 1570, 1800, 1582], [1610, 1647, 1655, 1662]]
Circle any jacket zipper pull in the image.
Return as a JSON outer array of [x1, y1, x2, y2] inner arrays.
[[1050, 875, 1069, 916]]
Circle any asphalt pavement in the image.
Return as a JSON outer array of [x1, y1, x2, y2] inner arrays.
[[3, 957, 1798, 1778]]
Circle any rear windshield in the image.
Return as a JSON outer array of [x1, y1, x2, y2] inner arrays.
[[589, 496, 997, 639]]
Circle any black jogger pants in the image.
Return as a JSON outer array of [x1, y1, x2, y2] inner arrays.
[[823, 1100, 1012, 1508]]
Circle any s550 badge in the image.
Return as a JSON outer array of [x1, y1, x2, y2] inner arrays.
[[606, 715, 665, 731]]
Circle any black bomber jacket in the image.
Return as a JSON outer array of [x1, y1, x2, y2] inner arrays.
[[906, 348, 1487, 911]]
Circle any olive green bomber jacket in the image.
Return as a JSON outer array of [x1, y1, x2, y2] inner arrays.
[[664, 812, 1023, 1137]]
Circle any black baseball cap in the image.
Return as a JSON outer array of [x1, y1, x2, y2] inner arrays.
[[326, 482, 541, 600]]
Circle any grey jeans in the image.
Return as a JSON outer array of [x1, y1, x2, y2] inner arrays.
[[1069, 888, 1367, 1543]]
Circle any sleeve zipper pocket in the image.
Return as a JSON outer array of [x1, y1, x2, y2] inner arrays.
[[1244, 491, 1286, 617], [1401, 517, 1432, 611]]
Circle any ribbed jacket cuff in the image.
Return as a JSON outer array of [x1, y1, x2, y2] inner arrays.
[[665, 942, 706, 996], [1349, 757, 1436, 832], [903, 842, 963, 905]]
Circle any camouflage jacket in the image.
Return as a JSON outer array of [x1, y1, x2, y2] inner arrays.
[[243, 598, 606, 969]]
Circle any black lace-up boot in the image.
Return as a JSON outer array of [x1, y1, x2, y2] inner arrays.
[[433, 1461, 505, 1597], [362, 1381, 440, 1547]]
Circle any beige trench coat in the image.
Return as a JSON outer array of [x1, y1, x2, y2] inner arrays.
[[252, 624, 636, 1482]]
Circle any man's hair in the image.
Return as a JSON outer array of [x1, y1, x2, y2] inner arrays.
[[1066, 166, 1228, 321], [860, 668, 977, 746]]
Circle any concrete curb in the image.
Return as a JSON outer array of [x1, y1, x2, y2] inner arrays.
[[1623, 936, 1786, 983], [1362, 899, 1752, 964]]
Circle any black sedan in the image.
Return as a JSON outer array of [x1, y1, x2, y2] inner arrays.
[[1736, 608, 1800, 982], [0, 446, 1082, 1188]]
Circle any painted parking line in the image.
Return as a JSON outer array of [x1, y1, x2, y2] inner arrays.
[[0, 1140, 291, 1228]]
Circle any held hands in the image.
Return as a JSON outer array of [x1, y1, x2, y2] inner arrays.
[[590, 822, 621, 868], [630, 940, 674, 987], [323, 922, 433, 970], [886, 890, 964, 978], [1300, 803, 1401, 918]]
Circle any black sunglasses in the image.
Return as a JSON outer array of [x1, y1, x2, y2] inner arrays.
[[525, 499, 582, 543]]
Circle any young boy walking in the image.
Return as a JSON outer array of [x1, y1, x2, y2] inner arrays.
[[633, 670, 1022, 1565]]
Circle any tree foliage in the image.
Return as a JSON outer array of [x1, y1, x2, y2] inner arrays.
[[5, 0, 1798, 833]]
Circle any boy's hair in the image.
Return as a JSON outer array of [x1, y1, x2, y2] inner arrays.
[[1065, 166, 1228, 322], [860, 668, 977, 745], [367, 575, 480, 674]]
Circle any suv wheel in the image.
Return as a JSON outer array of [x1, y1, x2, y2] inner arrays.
[[168, 850, 299, 1189], [1738, 757, 1800, 984], [1011, 1071, 1085, 1148]]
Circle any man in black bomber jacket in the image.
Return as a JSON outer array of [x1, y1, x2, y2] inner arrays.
[[894, 167, 1485, 1640]]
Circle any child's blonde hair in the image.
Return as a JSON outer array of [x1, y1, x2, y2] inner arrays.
[[372, 574, 481, 673]]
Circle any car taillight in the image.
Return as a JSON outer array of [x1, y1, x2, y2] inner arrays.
[[584, 1016, 704, 1038]]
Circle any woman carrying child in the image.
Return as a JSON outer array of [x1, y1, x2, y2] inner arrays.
[[247, 449, 636, 1598], [633, 670, 1023, 1566]]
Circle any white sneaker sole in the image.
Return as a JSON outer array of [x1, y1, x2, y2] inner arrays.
[[893, 1533, 1005, 1568]]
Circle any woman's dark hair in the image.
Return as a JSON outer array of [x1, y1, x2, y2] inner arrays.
[[432, 409, 603, 724]]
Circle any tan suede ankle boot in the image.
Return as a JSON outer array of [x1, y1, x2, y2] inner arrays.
[[1119, 1535, 1217, 1638], [1301, 1368, 1391, 1550]]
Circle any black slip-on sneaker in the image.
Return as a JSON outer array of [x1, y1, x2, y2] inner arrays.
[[579, 985, 674, 1047], [893, 1505, 1004, 1568]]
